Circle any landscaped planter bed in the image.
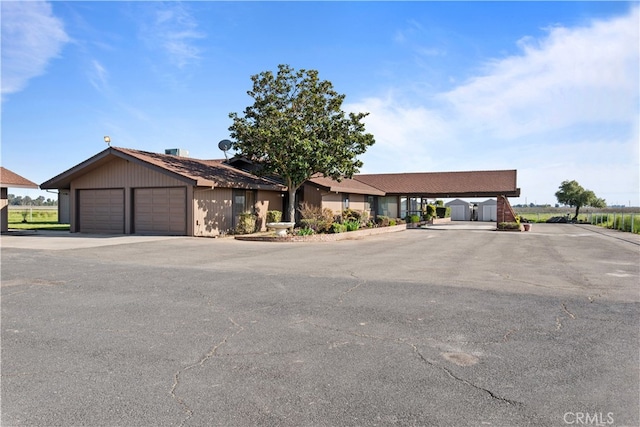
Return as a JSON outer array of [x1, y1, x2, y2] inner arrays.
[[234, 223, 408, 242]]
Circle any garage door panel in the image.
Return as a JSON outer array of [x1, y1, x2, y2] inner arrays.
[[134, 188, 186, 235], [79, 189, 124, 234]]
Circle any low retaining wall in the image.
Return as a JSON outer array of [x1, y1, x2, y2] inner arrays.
[[234, 224, 408, 242], [428, 218, 451, 225]]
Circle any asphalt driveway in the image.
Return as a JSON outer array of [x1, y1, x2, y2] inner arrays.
[[1, 224, 638, 426]]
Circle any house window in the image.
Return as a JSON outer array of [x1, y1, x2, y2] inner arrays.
[[366, 196, 376, 217], [232, 189, 256, 227], [378, 196, 398, 218]]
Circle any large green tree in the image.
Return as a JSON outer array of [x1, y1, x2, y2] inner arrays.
[[228, 64, 375, 222], [555, 180, 606, 220]]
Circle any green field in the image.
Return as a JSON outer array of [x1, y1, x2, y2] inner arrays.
[[515, 207, 640, 234], [7, 208, 70, 231]]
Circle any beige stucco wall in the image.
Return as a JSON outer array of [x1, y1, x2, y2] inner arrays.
[[348, 194, 367, 211], [254, 190, 284, 231], [321, 192, 342, 216]]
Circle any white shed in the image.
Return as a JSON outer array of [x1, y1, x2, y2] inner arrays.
[[445, 199, 471, 221], [477, 199, 497, 222]]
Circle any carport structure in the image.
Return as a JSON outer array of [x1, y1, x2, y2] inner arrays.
[[0, 167, 39, 233], [353, 170, 521, 221]]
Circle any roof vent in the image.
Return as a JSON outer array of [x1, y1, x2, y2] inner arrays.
[[165, 148, 189, 157]]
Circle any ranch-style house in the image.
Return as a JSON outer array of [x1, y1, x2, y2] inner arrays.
[[41, 147, 521, 236]]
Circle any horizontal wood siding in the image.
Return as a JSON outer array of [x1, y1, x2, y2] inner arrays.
[[193, 188, 233, 237], [73, 158, 186, 189], [302, 184, 322, 208]]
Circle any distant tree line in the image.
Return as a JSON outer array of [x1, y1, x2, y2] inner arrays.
[[7, 194, 57, 206]]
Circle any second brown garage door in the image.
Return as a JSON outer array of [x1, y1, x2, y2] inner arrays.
[[134, 187, 187, 235]]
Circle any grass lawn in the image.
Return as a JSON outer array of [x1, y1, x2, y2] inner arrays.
[[8, 222, 70, 231], [7, 209, 70, 231]]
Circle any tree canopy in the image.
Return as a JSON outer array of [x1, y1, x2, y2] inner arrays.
[[555, 180, 606, 219], [228, 64, 375, 221]]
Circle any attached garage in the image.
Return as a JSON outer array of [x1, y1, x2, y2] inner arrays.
[[134, 187, 186, 235], [78, 189, 124, 233], [40, 147, 287, 237]]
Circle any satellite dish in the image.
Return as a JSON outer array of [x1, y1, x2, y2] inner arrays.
[[218, 139, 232, 160], [218, 139, 232, 151]]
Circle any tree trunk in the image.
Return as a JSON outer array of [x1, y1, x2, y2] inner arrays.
[[573, 205, 581, 221], [287, 179, 297, 224]]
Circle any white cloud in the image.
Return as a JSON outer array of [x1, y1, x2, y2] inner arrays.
[[1, 1, 70, 99], [441, 7, 639, 140], [348, 7, 639, 205], [88, 60, 109, 93], [140, 3, 205, 69]]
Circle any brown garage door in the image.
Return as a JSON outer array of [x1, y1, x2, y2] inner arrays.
[[134, 187, 187, 235], [78, 189, 125, 234]]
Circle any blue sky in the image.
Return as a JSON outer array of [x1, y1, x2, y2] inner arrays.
[[2, 1, 638, 206]]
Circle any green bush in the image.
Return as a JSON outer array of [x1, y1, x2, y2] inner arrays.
[[409, 214, 421, 223], [266, 210, 282, 223], [296, 227, 314, 236], [344, 219, 360, 232], [389, 219, 397, 226], [331, 223, 347, 233], [236, 212, 257, 234], [425, 204, 436, 220]]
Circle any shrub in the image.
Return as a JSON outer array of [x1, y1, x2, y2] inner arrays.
[[342, 208, 361, 222], [389, 219, 397, 226], [498, 222, 521, 230], [410, 214, 421, 224], [425, 204, 436, 220], [236, 212, 257, 234], [376, 215, 390, 227], [344, 219, 360, 232], [299, 202, 334, 233], [296, 227, 314, 236], [266, 210, 282, 223], [331, 223, 347, 233]]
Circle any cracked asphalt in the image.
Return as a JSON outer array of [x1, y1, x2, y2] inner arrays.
[[1, 223, 638, 427]]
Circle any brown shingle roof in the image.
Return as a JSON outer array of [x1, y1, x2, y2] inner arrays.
[[0, 167, 39, 189], [307, 175, 385, 196], [40, 147, 286, 191], [354, 170, 519, 197], [116, 148, 285, 190]]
